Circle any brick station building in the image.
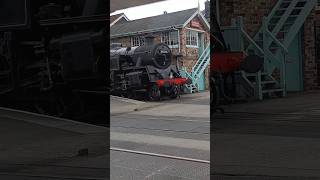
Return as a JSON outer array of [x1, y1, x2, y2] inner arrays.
[[110, 8, 211, 90], [215, 0, 320, 92]]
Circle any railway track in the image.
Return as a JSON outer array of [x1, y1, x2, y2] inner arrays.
[[110, 147, 210, 164], [111, 115, 209, 135], [0, 101, 108, 127], [213, 111, 320, 139], [0, 163, 108, 180], [111, 114, 209, 134], [213, 111, 320, 121]]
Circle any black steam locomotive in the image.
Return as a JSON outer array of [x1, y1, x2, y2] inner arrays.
[[110, 36, 189, 100], [0, 0, 107, 119]]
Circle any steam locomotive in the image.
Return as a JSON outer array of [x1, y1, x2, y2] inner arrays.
[[110, 36, 189, 100], [211, 14, 263, 113], [0, 0, 107, 119]]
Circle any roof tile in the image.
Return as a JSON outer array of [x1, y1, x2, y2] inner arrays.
[[111, 8, 198, 37]]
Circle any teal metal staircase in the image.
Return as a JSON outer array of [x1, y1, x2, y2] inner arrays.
[[244, 0, 317, 100], [180, 43, 210, 93]]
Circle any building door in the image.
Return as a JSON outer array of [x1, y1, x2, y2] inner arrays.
[[285, 31, 303, 92], [197, 32, 206, 91], [198, 32, 205, 56]]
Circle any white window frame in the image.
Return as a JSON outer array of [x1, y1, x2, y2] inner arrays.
[[131, 36, 145, 47], [161, 31, 179, 48], [186, 30, 199, 48]]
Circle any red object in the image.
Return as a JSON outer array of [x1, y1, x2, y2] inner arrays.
[[156, 78, 188, 87], [211, 52, 246, 73]]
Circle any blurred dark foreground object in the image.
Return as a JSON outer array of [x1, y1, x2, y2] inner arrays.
[[0, 0, 108, 122]]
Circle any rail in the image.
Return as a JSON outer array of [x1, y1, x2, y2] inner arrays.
[[110, 147, 210, 164]]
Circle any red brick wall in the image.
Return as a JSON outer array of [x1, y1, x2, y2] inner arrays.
[[181, 16, 210, 89], [219, 0, 318, 90], [219, 0, 277, 36], [303, 11, 318, 90]]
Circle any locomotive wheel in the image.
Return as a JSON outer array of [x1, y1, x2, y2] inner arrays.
[[149, 85, 161, 101], [211, 80, 219, 109], [34, 96, 68, 117], [170, 85, 179, 99], [33, 91, 72, 118]]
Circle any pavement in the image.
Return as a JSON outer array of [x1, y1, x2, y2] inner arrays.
[[110, 93, 210, 118], [0, 107, 109, 179], [110, 92, 210, 179], [213, 91, 320, 179]]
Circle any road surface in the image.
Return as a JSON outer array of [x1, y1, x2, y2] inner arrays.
[[110, 92, 210, 179], [213, 91, 320, 179]]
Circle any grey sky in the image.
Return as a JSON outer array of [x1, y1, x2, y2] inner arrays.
[[110, 0, 208, 20]]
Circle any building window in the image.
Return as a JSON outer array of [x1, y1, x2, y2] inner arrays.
[[131, 36, 145, 46], [186, 30, 198, 47], [161, 31, 179, 47]]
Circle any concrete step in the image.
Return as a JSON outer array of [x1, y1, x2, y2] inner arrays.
[[253, 80, 277, 85], [0, 70, 11, 76], [261, 80, 277, 85], [0, 87, 12, 94], [246, 73, 269, 77], [262, 88, 284, 94]]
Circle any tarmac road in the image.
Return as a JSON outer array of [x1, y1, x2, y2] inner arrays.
[[212, 91, 320, 179], [110, 92, 210, 179], [0, 108, 109, 180]]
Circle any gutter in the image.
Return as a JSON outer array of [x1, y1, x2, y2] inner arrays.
[[110, 24, 184, 38]]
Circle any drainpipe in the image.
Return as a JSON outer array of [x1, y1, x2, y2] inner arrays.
[[171, 27, 181, 53], [171, 27, 181, 68]]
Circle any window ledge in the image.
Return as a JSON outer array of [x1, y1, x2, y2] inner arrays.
[[169, 45, 179, 48], [186, 45, 199, 48]]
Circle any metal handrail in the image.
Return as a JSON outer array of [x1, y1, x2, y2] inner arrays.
[[240, 28, 264, 55], [193, 50, 210, 77], [191, 43, 210, 74], [192, 45, 210, 82], [265, 29, 288, 53]]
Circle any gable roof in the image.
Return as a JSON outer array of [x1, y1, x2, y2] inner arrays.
[[111, 8, 209, 38], [111, 0, 167, 13], [110, 13, 129, 27]]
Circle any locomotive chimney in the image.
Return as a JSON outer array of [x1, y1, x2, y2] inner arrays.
[[145, 34, 155, 46], [205, 0, 210, 21]]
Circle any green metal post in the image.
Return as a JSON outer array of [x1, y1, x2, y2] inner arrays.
[[237, 16, 245, 52], [262, 17, 269, 74], [256, 71, 263, 100], [282, 50, 287, 97]]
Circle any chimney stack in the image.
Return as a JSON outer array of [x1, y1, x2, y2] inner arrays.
[[205, 0, 210, 22]]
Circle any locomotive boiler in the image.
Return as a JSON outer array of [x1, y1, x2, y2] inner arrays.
[[110, 36, 189, 100], [0, 0, 107, 120]]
